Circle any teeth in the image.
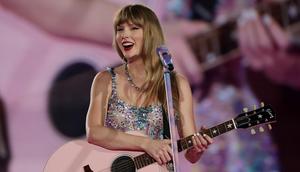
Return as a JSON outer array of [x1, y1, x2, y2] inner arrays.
[[122, 42, 134, 46]]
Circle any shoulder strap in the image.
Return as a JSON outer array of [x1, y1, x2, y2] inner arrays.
[[106, 67, 117, 96], [106, 67, 116, 76]]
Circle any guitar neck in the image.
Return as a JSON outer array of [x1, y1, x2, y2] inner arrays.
[[133, 104, 276, 169], [177, 119, 236, 152], [188, 0, 300, 71], [133, 119, 237, 169]]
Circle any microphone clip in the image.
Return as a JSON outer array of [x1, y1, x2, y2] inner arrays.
[[156, 46, 174, 71]]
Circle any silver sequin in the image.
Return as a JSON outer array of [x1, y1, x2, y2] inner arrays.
[[104, 68, 164, 140]]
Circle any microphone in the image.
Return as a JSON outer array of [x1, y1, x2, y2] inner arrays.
[[156, 45, 174, 71]]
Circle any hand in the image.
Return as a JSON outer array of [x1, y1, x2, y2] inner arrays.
[[237, 9, 300, 88], [141, 139, 172, 165], [190, 126, 213, 154], [238, 9, 289, 70], [163, 19, 210, 86]]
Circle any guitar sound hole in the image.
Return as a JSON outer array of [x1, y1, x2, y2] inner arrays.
[[111, 156, 135, 172]]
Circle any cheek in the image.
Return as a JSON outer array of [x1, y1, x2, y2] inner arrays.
[[115, 37, 123, 49], [136, 35, 144, 47]]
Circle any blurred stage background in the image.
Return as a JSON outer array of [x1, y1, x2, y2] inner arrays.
[[0, 0, 299, 172]]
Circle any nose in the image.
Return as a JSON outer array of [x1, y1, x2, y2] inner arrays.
[[121, 29, 130, 39]]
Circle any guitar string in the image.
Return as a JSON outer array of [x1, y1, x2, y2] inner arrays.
[[95, 162, 136, 172], [95, 107, 272, 171]]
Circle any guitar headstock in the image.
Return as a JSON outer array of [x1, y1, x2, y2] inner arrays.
[[234, 103, 276, 130]]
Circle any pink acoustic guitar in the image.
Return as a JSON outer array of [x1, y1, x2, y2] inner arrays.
[[44, 104, 276, 172]]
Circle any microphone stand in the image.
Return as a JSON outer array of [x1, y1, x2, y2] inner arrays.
[[162, 66, 180, 172]]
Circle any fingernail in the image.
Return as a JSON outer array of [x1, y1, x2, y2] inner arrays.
[[238, 9, 257, 26], [246, 9, 258, 20], [262, 14, 272, 26], [238, 13, 247, 26], [242, 9, 258, 20]]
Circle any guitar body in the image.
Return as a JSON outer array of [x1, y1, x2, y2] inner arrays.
[[44, 108, 276, 172], [44, 132, 168, 172]]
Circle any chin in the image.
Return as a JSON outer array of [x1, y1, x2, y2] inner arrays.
[[124, 54, 140, 60]]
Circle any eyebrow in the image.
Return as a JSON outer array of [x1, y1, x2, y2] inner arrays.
[[117, 22, 141, 27]]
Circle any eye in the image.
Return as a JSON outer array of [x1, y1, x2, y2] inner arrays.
[[116, 27, 124, 32], [131, 25, 141, 30], [132, 27, 139, 30]]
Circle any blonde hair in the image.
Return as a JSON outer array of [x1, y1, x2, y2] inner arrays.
[[113, 4, 179, 115]]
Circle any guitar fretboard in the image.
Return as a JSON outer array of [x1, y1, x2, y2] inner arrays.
[[177, 119, 236, 152], [133, 119, 236, 169], [133, 153, 156, 169], [187, 0, 300, 71]]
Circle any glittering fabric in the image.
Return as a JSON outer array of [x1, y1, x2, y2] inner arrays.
[[105, 67, 164, 140]]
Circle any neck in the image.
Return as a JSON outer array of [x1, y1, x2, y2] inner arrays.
[[126, 58, 145, 78]]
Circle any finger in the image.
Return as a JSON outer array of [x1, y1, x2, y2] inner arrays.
[[262, 14, 289, 49], [166, 145, 173, 158], [158, 151, 167, 165], [203, 134, 213, 144], [162, 145, 172, 162], [192, 136, 202, 152], [193, 135, 204, 151], [165, 153, 172, 162], [238, 9, 264, 70], [163, 149, 172, 163], [253, 14, 275, 66], [247, 16, 267, 68], [198, 135, 208, 148], [254, 14, 273, 50], [200, 126, 207, 130], [154, 154, 162, 165]]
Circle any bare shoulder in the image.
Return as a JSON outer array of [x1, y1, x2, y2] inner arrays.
[[91, 70, 112, 95], [94, 70, 111, 84]]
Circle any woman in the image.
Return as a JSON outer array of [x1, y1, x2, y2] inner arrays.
[[86, 4, 212, 169]]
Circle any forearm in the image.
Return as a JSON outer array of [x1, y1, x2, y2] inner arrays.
[[87, 126, 150, 151], [1, 0, 119, 44]]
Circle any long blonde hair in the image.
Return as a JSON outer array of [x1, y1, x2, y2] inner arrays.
[[112, 4, 179, 115]]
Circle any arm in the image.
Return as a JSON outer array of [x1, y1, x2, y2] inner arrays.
[[1, 0, 208, 87], [176, 74, 213, 163], [1, 0, 119, 44], [85, 71, 172, 165], [86, 71, 148, 150]]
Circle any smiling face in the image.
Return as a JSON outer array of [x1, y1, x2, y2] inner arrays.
[[115, 21, 144, 61], [113, 4, 165, 67]]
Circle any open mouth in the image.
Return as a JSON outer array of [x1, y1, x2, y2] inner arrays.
[[122, 42, 134, 51]]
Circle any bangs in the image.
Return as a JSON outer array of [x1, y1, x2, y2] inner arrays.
[[114, 5, 145, 31]]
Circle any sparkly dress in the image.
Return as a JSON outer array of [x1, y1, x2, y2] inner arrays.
[[104, 67, 164, 140]]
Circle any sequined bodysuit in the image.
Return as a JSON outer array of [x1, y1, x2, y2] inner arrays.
[[105, 68, 164, 139]]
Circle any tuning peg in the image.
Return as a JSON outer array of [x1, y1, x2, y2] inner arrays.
[[253, 105, 257, 110], [260, 102, 265, 107], [251, 128, 256, 135], [267, 124, 272, 130], [243, 107, 248, 113], [259, 126, 265, 132]]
